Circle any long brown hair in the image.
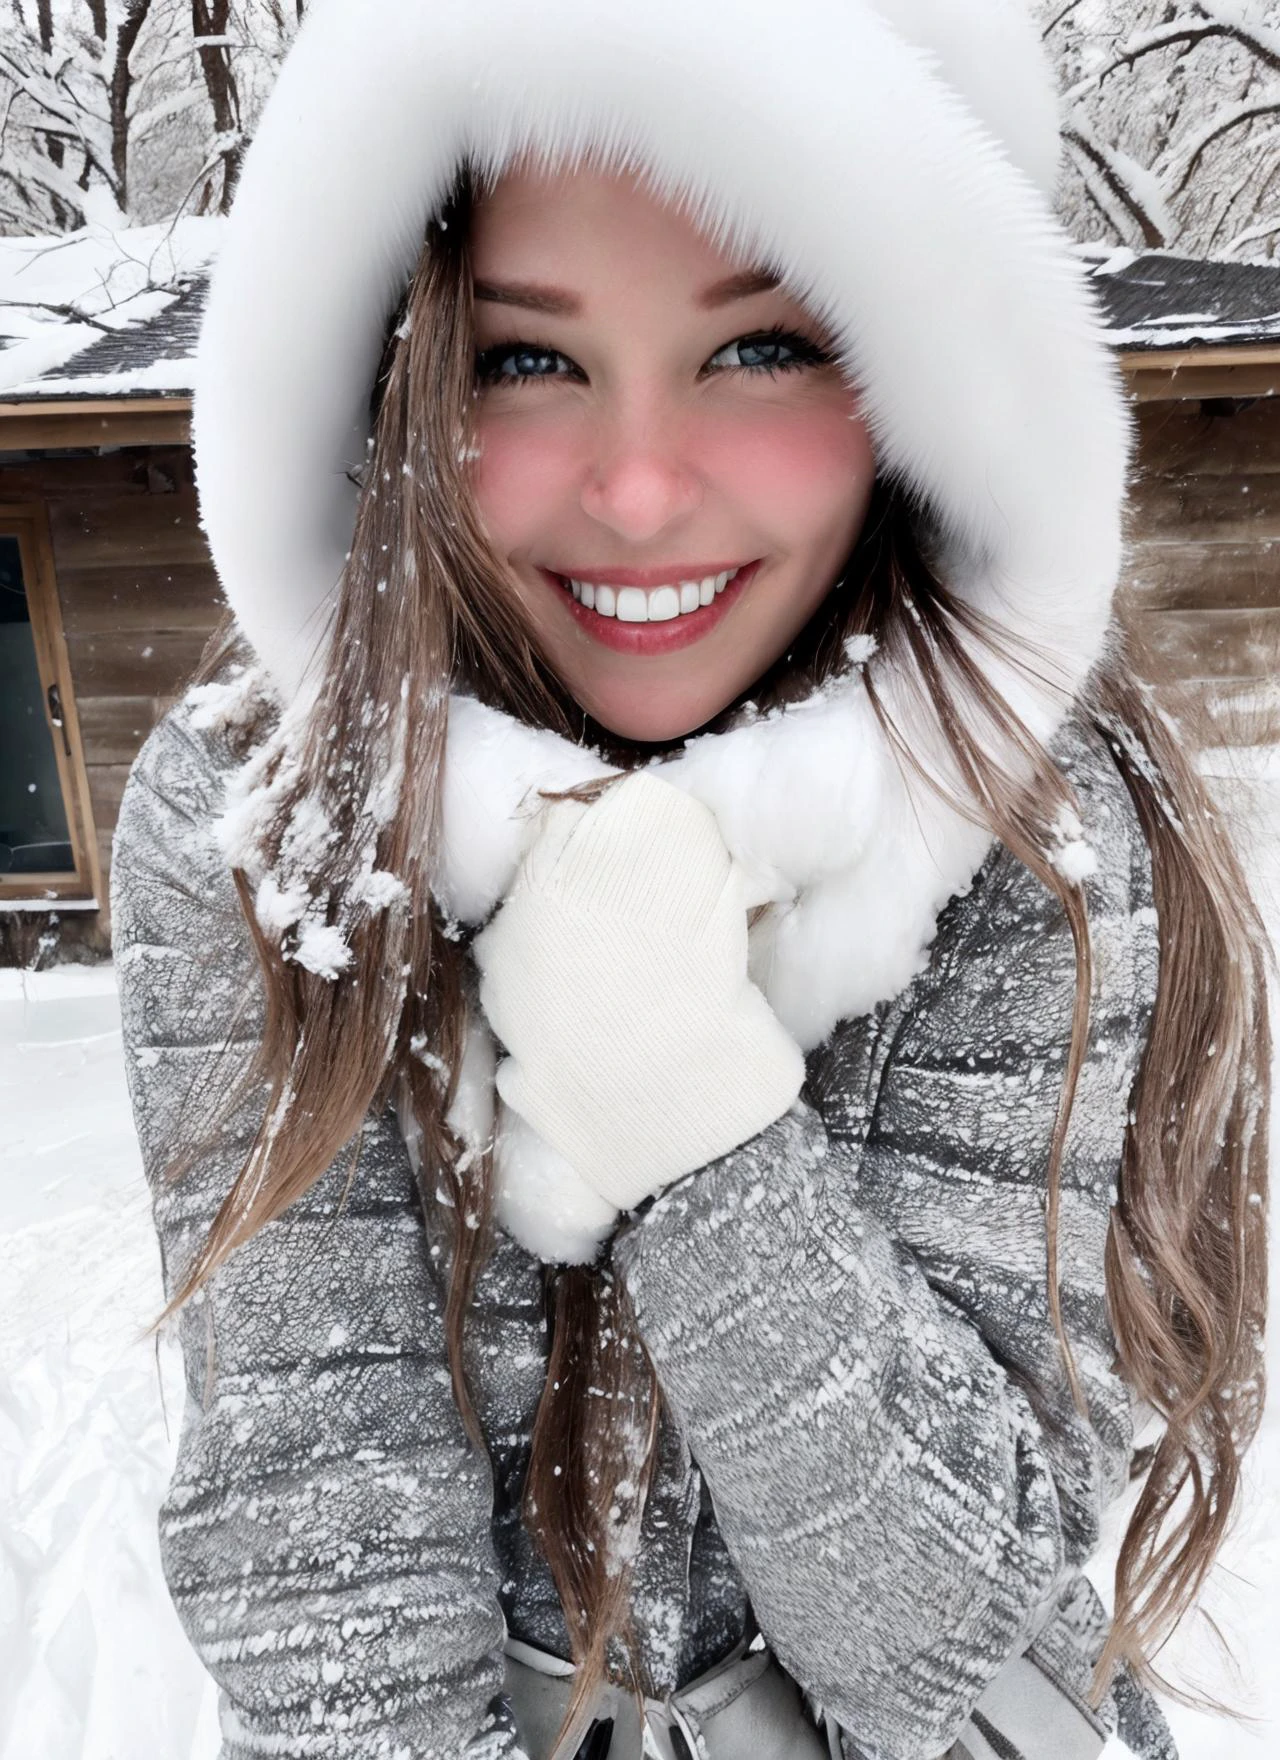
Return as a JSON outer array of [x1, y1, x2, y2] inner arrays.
[[159, 161, 1269, 1746]]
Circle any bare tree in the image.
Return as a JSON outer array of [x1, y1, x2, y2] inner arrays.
[[29, 0, 75, 228], [190, 0, 244, 213], [0, 0, 210, 229], [1039, 0, 1280, 263], [0, 0, 302, 232]]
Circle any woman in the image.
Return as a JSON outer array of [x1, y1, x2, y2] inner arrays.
[[110, 2, 1268, 1757]]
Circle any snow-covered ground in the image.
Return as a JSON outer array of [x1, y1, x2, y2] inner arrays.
[[1, 754, 1277, 1758], [0, 962, 220, 1758]]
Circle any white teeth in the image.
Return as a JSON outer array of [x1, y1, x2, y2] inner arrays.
[[616, 586, 648, 623], [565, 566, 742, 622]]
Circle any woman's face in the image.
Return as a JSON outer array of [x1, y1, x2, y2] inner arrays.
[[466, 160, 876, 743]]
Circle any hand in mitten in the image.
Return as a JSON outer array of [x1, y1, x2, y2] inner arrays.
[[472, 770, 806, 1226]]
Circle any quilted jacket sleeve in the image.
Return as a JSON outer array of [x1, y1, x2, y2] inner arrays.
[[611, 721, 1157, 1760], [110, 700, 521, 1760]]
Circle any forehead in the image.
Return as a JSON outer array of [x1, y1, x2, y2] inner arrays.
[[468, 157, 799, 318], [470, 156, 747, 275]]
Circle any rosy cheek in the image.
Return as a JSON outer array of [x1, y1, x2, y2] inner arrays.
[[689, 402, 873, 522], [469, 412, 581, 550]]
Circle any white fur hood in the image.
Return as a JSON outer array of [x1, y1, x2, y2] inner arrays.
[[194, 0, 1132, 717]]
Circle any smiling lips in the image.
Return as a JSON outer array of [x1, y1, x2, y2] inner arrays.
[[562, 567, 740, 622], [541, 559, 762, 654]]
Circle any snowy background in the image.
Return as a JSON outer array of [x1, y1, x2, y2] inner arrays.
[[2, 753, 1279, 1759]]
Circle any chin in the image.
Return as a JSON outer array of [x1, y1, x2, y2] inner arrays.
[[580, 688, 729, 747]]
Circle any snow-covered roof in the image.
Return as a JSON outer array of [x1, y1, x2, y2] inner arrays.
[[1, 222, 1277, 408], [4, 277, 209, 398], [0, 217, 220, 402], [1082, 247, 1280, 350]]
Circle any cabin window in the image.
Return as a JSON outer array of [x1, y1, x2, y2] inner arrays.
[[0, 505, 98, 903]]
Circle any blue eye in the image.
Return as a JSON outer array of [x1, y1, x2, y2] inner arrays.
[[474, 343, 582, 385], [704, 329, 829, 376], [473, 327, 829, 388]]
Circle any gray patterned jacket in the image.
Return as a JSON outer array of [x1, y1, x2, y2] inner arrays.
[[110, 687, 1178, 1760]]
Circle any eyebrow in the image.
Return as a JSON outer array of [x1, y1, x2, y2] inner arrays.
[[471, 267, 782, 316]]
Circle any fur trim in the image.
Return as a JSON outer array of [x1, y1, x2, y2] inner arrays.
[[436, 693, 615, 925], [868, 0, 1064, 196], [193, 0, 1132, 708]]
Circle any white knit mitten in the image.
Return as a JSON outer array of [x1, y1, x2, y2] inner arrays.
[[472, 770, 806, 1215]]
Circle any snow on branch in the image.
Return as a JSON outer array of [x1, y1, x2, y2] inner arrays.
[[1039, 0, 1280, 265], [1196, 2, 1280, 72], [0, 0, 305, 233], [1063, 119, 1175, 248], [1170, 92, 1280, 196]]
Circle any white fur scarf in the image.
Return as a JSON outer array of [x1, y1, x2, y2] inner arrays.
[[434, 666, 994, 1049]]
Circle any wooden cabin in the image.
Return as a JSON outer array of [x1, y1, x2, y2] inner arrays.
[[1, 250, 1278, 961], [1091, 252, 1280, 751]]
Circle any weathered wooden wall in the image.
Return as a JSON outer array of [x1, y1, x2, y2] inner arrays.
[[0, 443, 224, 944], [1122, 396, 1280, 746], [1, 392, 1278, 956]]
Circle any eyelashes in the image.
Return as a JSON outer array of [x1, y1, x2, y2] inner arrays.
[[473, 341, 573, 387], [708, 329, 832, 377], [473, 326, 832, 389]]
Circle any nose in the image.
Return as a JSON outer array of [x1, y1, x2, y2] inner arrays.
[[578, 408, 704, 542]]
